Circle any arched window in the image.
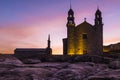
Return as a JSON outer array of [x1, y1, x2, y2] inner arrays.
[[97, 15, 99, 18], [69, 15, 72, 17], [69, 20, 73, 24]]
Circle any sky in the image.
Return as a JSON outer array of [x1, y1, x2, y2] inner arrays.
[[0, 0, 120, 54]]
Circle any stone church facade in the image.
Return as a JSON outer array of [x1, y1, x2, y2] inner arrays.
[[63, 7, 103, 55]]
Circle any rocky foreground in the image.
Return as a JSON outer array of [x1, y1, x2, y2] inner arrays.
[[0, 54, 120, 80]]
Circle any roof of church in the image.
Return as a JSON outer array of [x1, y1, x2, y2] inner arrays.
[[15, 48, 46, 52], [76, 21, 93, 27]]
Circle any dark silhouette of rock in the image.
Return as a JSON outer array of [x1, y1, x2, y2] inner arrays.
[[87, 69, 120, 80], [22, 59, 41, 64], [53, 69, 83, 80], [0, 54, 120, 80], [109, 60, 120, 69], [0, 71, 33, 80]]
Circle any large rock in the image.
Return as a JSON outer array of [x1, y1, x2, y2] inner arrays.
[[0, 59, 119, 80], [1, 58, 23, 65], [53, 69, 82, 80], [109, 60, 120, 69], [0, 54, 23, 67], [0, 67, 56, 80], [0, 70, 32, 80], [22, 59, 41, 64], [87, 69, 120, 80], [52, 62, 98, 80]]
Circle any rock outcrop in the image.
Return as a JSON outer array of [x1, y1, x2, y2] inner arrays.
[[109, 60, 120, 69], [0, 54, 120, 80]]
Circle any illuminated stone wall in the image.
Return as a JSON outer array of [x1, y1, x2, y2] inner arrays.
[[75, 21, 95, 55], [63, 8, 103, 55], [67, 24, 75, 55], [64, 21, 103, 55]]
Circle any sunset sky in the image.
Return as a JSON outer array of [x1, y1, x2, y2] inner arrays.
[[0, 0, 120, 54]]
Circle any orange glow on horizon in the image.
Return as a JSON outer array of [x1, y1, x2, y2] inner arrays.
[[0, 39, 120, 54]]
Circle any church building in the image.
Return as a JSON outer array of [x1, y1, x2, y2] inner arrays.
[[63, 7, 103, 55], [14, 35, 52, 58]]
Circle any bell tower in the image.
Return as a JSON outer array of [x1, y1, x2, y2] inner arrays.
[[94, 7, 103, 54], [95, 8, 102, 25], [67, 0, 75, 55]]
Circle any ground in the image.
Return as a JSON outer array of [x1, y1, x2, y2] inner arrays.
[[0, 54, 120, 80]]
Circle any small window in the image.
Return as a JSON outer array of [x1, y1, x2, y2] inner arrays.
[[69, 20, 73, 24], [97, 15, 99, 18], [82, 34, 88, 39], [70, 15, 72, 17]]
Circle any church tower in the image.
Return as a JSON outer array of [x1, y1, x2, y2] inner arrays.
[[47, 34, 50, 48], [66, 5, 75, 55], [46, 34, 52, 55], [94, 8, 103, 54], [95, 8, 102, 25]]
